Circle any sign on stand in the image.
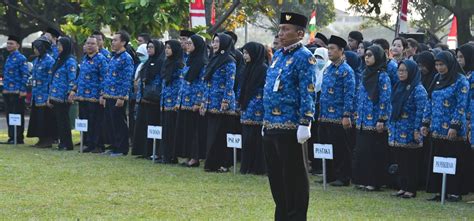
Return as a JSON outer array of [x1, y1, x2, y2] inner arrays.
[[433, 156, 457, 205], [9, 114, 21, 145], [227, 134, 242, 174], [75, 119, 88, 152], [314, 144, 333, 190], [147, 126, 162, 163]]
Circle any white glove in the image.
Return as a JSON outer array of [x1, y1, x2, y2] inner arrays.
[[261, 126, 265, 137], [297, 125, 311, 144]]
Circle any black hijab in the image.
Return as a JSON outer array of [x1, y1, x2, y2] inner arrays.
[[32, 36, 51, 57], [204, 33, 235, 81], [185, 35, 208, 82], [457, 43, 474, 73], [428, 51, 464, 98], [239, 42, 268, 110], [140, 39, 165, 84], [362, 45, 387, 103], [391, 60, 421, 121], [414, 51, 436, 89], [52, 36, 73, 73], [161, 40, 184, 85]]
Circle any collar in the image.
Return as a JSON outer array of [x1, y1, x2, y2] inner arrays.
[[282, 41, 303, 55], [86, 52, 98, 60], [113, 49, 126, 58], [330, 57, 344, 67]]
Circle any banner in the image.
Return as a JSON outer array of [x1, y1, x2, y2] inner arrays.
[[190, 0, 206, 28]]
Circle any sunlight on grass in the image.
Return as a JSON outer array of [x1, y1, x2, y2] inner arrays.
[[0, 132, 473, 220]]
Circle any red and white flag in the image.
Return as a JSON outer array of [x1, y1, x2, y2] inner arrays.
[[396, 0, 409, 35], [189, 0, 206, 28], [447, 16, 457, 49]]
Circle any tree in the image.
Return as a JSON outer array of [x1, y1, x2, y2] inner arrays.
[[350, 0, 473, 45], [432, 0, 473, 44], [0, 0, 80, 41]]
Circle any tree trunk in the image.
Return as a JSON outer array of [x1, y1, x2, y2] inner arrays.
[[455, 11, 472, 45]]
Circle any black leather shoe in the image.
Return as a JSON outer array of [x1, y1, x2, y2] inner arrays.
[[391, 191, 405, 197], [447, 195, 462, 202], [81, 147, 95, 153], [401, 192, 416, 199]]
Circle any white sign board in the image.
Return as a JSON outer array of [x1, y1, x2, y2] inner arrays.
[[226, 134, 242, 149], [433, 156, 456, 175], [8, 114, 21, 126], [314, 144, 333, 160], [147, 126, 162, 139], [75, 119, 88, 132]]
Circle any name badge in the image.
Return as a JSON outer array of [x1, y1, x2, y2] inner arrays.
[[273, 77, 280, 92]]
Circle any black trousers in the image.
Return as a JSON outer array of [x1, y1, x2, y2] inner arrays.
[[240, 124, 266, 175], [51, 100, 73, 149], [128, 99, 136, 141], [204, 114, 232, 171], [352, 129, 389, 188], [263, 131, 309, 221], [160, 110, 177, 162], [318, 122, 352, 183], [27, 102, 57, 140], [79, 101, 103, 149], [132, 102, 160, 157], [3, 94, 25, 142], [104, 99, 129, 154], [394, 147, 421, 193], [426, 138, 470, 195]]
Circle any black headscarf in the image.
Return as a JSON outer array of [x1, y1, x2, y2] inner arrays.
[[391, 60, 421, 121], [362, 45, 387, 103], [126, 44, 140, 65], [140, 39, 165, 84], [414, 51, 436, 89], [185, 35, 208, 82], [239, 42, 268, 110], [52, 36, 73, 73], [161, 39, 184, 85], [204, 33, 235, 81], [427, 51, 464, 98], [457, 43, 474, 73], [32, 36, 51, 57]]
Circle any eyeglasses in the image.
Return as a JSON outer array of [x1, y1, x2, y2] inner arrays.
[[365, 53, 373, 57]]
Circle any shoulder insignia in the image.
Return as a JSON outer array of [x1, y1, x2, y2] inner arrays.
[[308, 56, 316, 65]]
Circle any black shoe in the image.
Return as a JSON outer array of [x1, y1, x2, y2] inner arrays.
[[401, 192, 416, 199], [447, 195, 462, 202], [427, 194, 441, 201], [329, 180, 349, 187], [36, 142, 53, 148], [391, 190, 405, 197], [91, 148, 104, 153], [1, 140, 23, 144], [187, 162, 200, 168]]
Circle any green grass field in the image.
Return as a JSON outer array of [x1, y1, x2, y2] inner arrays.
[[0, 132, 473, 220]]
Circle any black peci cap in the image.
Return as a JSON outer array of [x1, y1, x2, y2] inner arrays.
[[328, 35, 347, 49], [7, 35, 21, 44], [316, 33, 329, 45], [279, 12, 308, 28]]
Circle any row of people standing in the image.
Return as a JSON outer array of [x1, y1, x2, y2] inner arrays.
[[311, 30, 474, 202]]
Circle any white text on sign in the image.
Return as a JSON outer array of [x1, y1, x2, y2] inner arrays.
[[226, 134, 242, 149], [75, 119, 88, 132], [147, 126, 162, 139], [433, 156, 456, 175], [8, 114, 21, 126], [313, 144, 333, 159]]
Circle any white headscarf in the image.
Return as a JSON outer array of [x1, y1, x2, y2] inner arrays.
[[313, 47, 330, 93], [134, 44, 148, 80]]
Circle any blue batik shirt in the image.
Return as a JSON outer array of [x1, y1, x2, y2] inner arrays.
[[423, 75, 468, 141], [102, 50, 134, 100], [263, 43, 317, 130], [355, 71, 392, 131], [3, 50, 29, 94], [75, 53, 108, 102], [49, 57, 77, 102], [388, 84, 428, 147], [201, 62, 237, 115], [318, 60, 355, 124], [161, 68, 184, 111], [31, 54, 55, 106], [176, 66, 206, 111]]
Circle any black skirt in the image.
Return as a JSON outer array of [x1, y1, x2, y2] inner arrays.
[[174, 110, 199, 159], [160, 110, 178, 161], [426, 138, 470, 195], [27, 104, 58, 139], [240, 124, 266, 175], [352, 129, 389, 188], [132, 102, 160, 157], [393, 146, 421, 193], [204, 114, 233, 171], [197, 115, 207, 159]]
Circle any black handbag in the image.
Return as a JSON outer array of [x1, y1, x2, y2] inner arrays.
[[142, 83, 161, 103]]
